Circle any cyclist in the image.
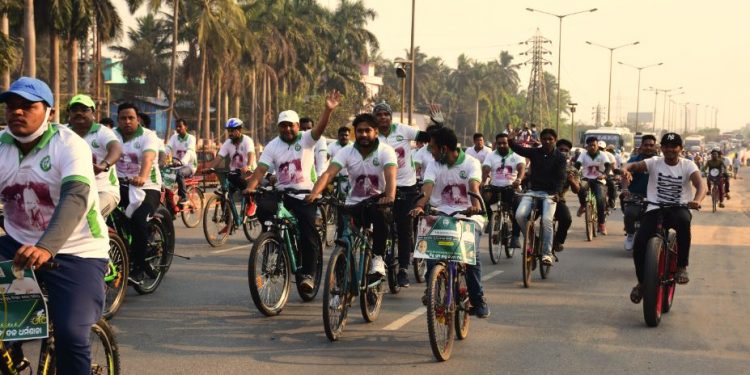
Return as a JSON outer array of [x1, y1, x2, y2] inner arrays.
[[66, 94, 122, 217], [244, 91, 341, 292], [721, 150, 732, 199], [327, 126, 352, 162], [0, 77, 109, 374], [115, 102, 163, 280], [166, 118, 198, 205], [300, 117, 328, 177], [373, 102, 425, 287], [410, 127, 489, 318], [466, 132, 492, 164], [414, 124, 441, 180], [621, 134, 657, 251], [621, 133, 705, 303], [600, 141, 618, 211], [553, 139, 580, 253], [575, 137, 611, 235], [305, 113, 397, 276], [482, 132, 525, 248], [509, 128, 567, 266], [206, 118, 256, 218], [702, 149, 727, 208]]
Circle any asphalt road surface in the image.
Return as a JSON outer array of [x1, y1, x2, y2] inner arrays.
[[106, 170, 750, 374]]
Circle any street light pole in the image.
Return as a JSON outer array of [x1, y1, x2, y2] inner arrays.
[[408, 0, 416, 126], [526, 7, 597, 134], [617, 61, 662, 133], [586, 40, 640, 125]]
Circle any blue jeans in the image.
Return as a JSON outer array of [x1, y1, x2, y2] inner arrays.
[[515, 191, 557, 256], [426, 226, 484, 305], [0, 236, 107, 375], [578, 179, 606, 224]]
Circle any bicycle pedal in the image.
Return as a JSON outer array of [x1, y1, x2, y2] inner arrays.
[[15, 358, 30, 372]]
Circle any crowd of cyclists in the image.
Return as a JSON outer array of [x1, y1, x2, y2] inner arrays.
[[0, 76, 746, 372]]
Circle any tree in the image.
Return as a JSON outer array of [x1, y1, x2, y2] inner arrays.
[[22, 0, 35, 76], [111, 14, 171, 96], [91, 0, 122, 117]]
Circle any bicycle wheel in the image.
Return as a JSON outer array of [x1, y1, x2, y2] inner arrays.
[[248, 232, 291, 316], [454, 267, 470, 340], [642, 236, 665, 327], [413, 258, 427, 283], [89, 319, 121, 375], [316, 205, 328, 248], [103, 232, 128, 320], [181, 186, 204, 228], [296, 231, 323, 302], [584, 201, 593, 242], [360, 251, 384, 322], [133, 206, 174, 295], [322, 245, 351, 342], [591, 200, 598, 238], [203, 194, 230, 247], [386, 235, 401, 294], [711, 186, 718, 213], [325, 204, 338, 247], [662, 232, 677, 313], [488, 212, 500, 264], [243, 217, 262, 242], [426, 262, 454, 361], [502, 211, 515, 258], [522, 220, 534, 288]]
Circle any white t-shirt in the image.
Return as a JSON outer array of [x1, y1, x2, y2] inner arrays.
[[379, 123, 420, 186], [328, 140, 351, 176], [603, 151, 618, 171], [413, 145, 434, 179], [115, 126, 163, 191], [0, 124, 109, 258], [644, 157, 699, 212], [483, 150, 525, 188], [69, 123, 120, 199], [258, 130, 318, 196], [218, 135, 256, 171], [331, 141, 397, 205], [466, 145, 492, 164], [579, 152, 610, 180], [167, 133, 198, 173], [423, 152, 485, 227], [314, 136, 329, 177]]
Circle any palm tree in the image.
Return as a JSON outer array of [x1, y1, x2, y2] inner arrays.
[[22, 0, 36, 76], [64, 0, 93, 98], [35, 0, 70, 121], [91, 0, 122, 117], [110, 14, 171, 96], [0, 0, 20, 89]]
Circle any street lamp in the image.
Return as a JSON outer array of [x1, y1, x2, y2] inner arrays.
[[408, 0, 416, 126], [394, 58, 413, 123], [617, 61, 662, 133], [586, 40, 640, 125], [568, 102, 578, 142], [644, 86, 682, 133], [666, 91, 684, 130], [526, 7, 597, 134]]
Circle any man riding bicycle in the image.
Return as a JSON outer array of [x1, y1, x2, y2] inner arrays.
[[702, 149, 727, 207], [166, 118, 198, 205], [244, 91, 341, 292], [621, 133, 706, 303], [621, 134, 657, 251], [306, 113, 397, 276], [553, 139, 580, 253], [481, 132, 525, 248], [576, 136, 612, 235], [0, 77, 110, 374], [66, 94, 122, 217], [410, 127, 489, 318]]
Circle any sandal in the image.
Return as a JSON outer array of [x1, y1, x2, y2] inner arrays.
[[675, 268, 689, 284], [630, 284, 642, 304]]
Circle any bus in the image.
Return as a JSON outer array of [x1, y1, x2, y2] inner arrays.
[[684, 135, 705, 152], [581, 127, 634, 152]]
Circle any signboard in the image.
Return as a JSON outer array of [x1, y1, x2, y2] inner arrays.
[[0, 261, 49, 341], [413, 216, 477, 265]]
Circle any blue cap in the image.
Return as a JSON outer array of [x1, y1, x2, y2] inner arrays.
[[0, 77, 54, 107]]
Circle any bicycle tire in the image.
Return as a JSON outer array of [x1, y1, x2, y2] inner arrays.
[[502, 212, 515, 258], [413, 258, 427, 283], [662, 232, 678, 313], [322, 245, 351, 341], [296, 231, 323, 302], [711, 186, 718, 213], [584, 201, 593, 241], [89, 319, 121, 375], [242, 217, 262, 242], [488, 212, 499, 264], [103, 232, 128, 320], [317, 205, 328, 248], [426, 263, 454, 361], [386, 234, 401, 294], [181, 186, 204, 228], [132, 206, 174, 295], [522, 220, 534, 288], [248, 232, 291, 316], [359, 251, 384, 322], [454, 267, 470, 340], [203, 194, 230, 247], [591, 200, 598, 238], [642, 236, 664, 327], [324, 203, 337, 247]]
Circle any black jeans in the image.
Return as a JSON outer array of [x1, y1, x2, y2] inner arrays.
[[174, 166, 193, 199], [119, 186, 161, 269], [395, 185, 419, 269], [554, 202, 571, 244], [632, 207, 692, 284], [578, 179, 607, 224], [483, 186, 520, 238], [256, 194, 318, 276], [623, 199, 644, 234], [348, 203, 390, 258]]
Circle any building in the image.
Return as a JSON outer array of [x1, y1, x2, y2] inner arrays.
[[360, 63, 383, 100]]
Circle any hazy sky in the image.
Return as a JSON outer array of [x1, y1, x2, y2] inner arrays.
[[116, 0, 749, 132]]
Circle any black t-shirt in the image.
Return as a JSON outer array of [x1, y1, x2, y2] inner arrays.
[[509, 142, 567, 195]]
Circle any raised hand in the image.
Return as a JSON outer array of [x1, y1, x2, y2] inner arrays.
[[429, 103, 444, 125], [326, 90, 342, 110]]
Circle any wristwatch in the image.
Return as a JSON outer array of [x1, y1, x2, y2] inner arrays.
[[102, 160, 111, 172]]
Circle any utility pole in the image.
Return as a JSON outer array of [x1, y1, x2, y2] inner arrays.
[[521, 29, 552, 126], [408, 0, 416, 126], [569, 102, 578, 142]]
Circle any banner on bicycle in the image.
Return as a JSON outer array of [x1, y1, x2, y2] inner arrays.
[[413, 216, 476, 265], [0, 261, 49, 341]]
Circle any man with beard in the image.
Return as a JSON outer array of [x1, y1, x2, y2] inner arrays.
[[245, 91, 341, 292], [621, 134, 657, 251], [482, 132, 525, 247], [166, 118, 198, 205], [306, 113, 397, 276], [67, 94, 122, 216]]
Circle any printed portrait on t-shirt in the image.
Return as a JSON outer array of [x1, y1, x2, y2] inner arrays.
[[1, 181, 55, 231], [494, 165, 513, 181], [230, 152, 244, 170], [440, 184, 468, 206], [175, 149, 186, 160], [395, 147, 406, 168], [117, 152, 141, 175], [352, 175, 379, 197], [278, 159, 303, 185]]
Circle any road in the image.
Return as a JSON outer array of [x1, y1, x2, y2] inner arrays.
[[108, 170, 750, 374]]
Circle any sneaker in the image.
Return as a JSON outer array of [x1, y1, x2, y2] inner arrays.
[[510, 236, 521, 249], [726, 193, 731, 200], [245, 199, 257, 217], [577, 206, 585, 217], [719, 202, 725, 208], [397, 268, 410, 287], [624, 234, 635, 251], [598, 224, 607, 235], [299, 274, 314, 293], [369, 255, 386, 276], [541, 255, 553, 266], [472, 302, 491, 319], [554, 243, 564, 253]]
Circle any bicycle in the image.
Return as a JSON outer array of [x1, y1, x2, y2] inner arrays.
[[247, 186, 323, 316], [161, 160, 206, 228], [322, 195, 390, 341], [581, 179, 600, 242], [0, 262, 120, 375], [706, 172, 722, 213], [641, 201, 697, 327], [517, 192, 558, 288], [483, 185, 516, 264], [202, 168, 262, 247], [317, 175, 349, 248], [420, 191, 486, 361]]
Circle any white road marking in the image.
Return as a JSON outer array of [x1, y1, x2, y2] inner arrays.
[[210, 244, 250, 254], [382, 270, 504, 331]]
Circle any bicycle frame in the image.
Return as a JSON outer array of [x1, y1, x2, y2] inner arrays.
[[335, 209, 371, 297]]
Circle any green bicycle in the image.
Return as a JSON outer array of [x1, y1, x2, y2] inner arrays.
[[202, 168, 262, 247]]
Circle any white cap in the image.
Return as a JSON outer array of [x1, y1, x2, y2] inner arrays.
[[597, 140, 606, 149], [277, 110, 300, 124]]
